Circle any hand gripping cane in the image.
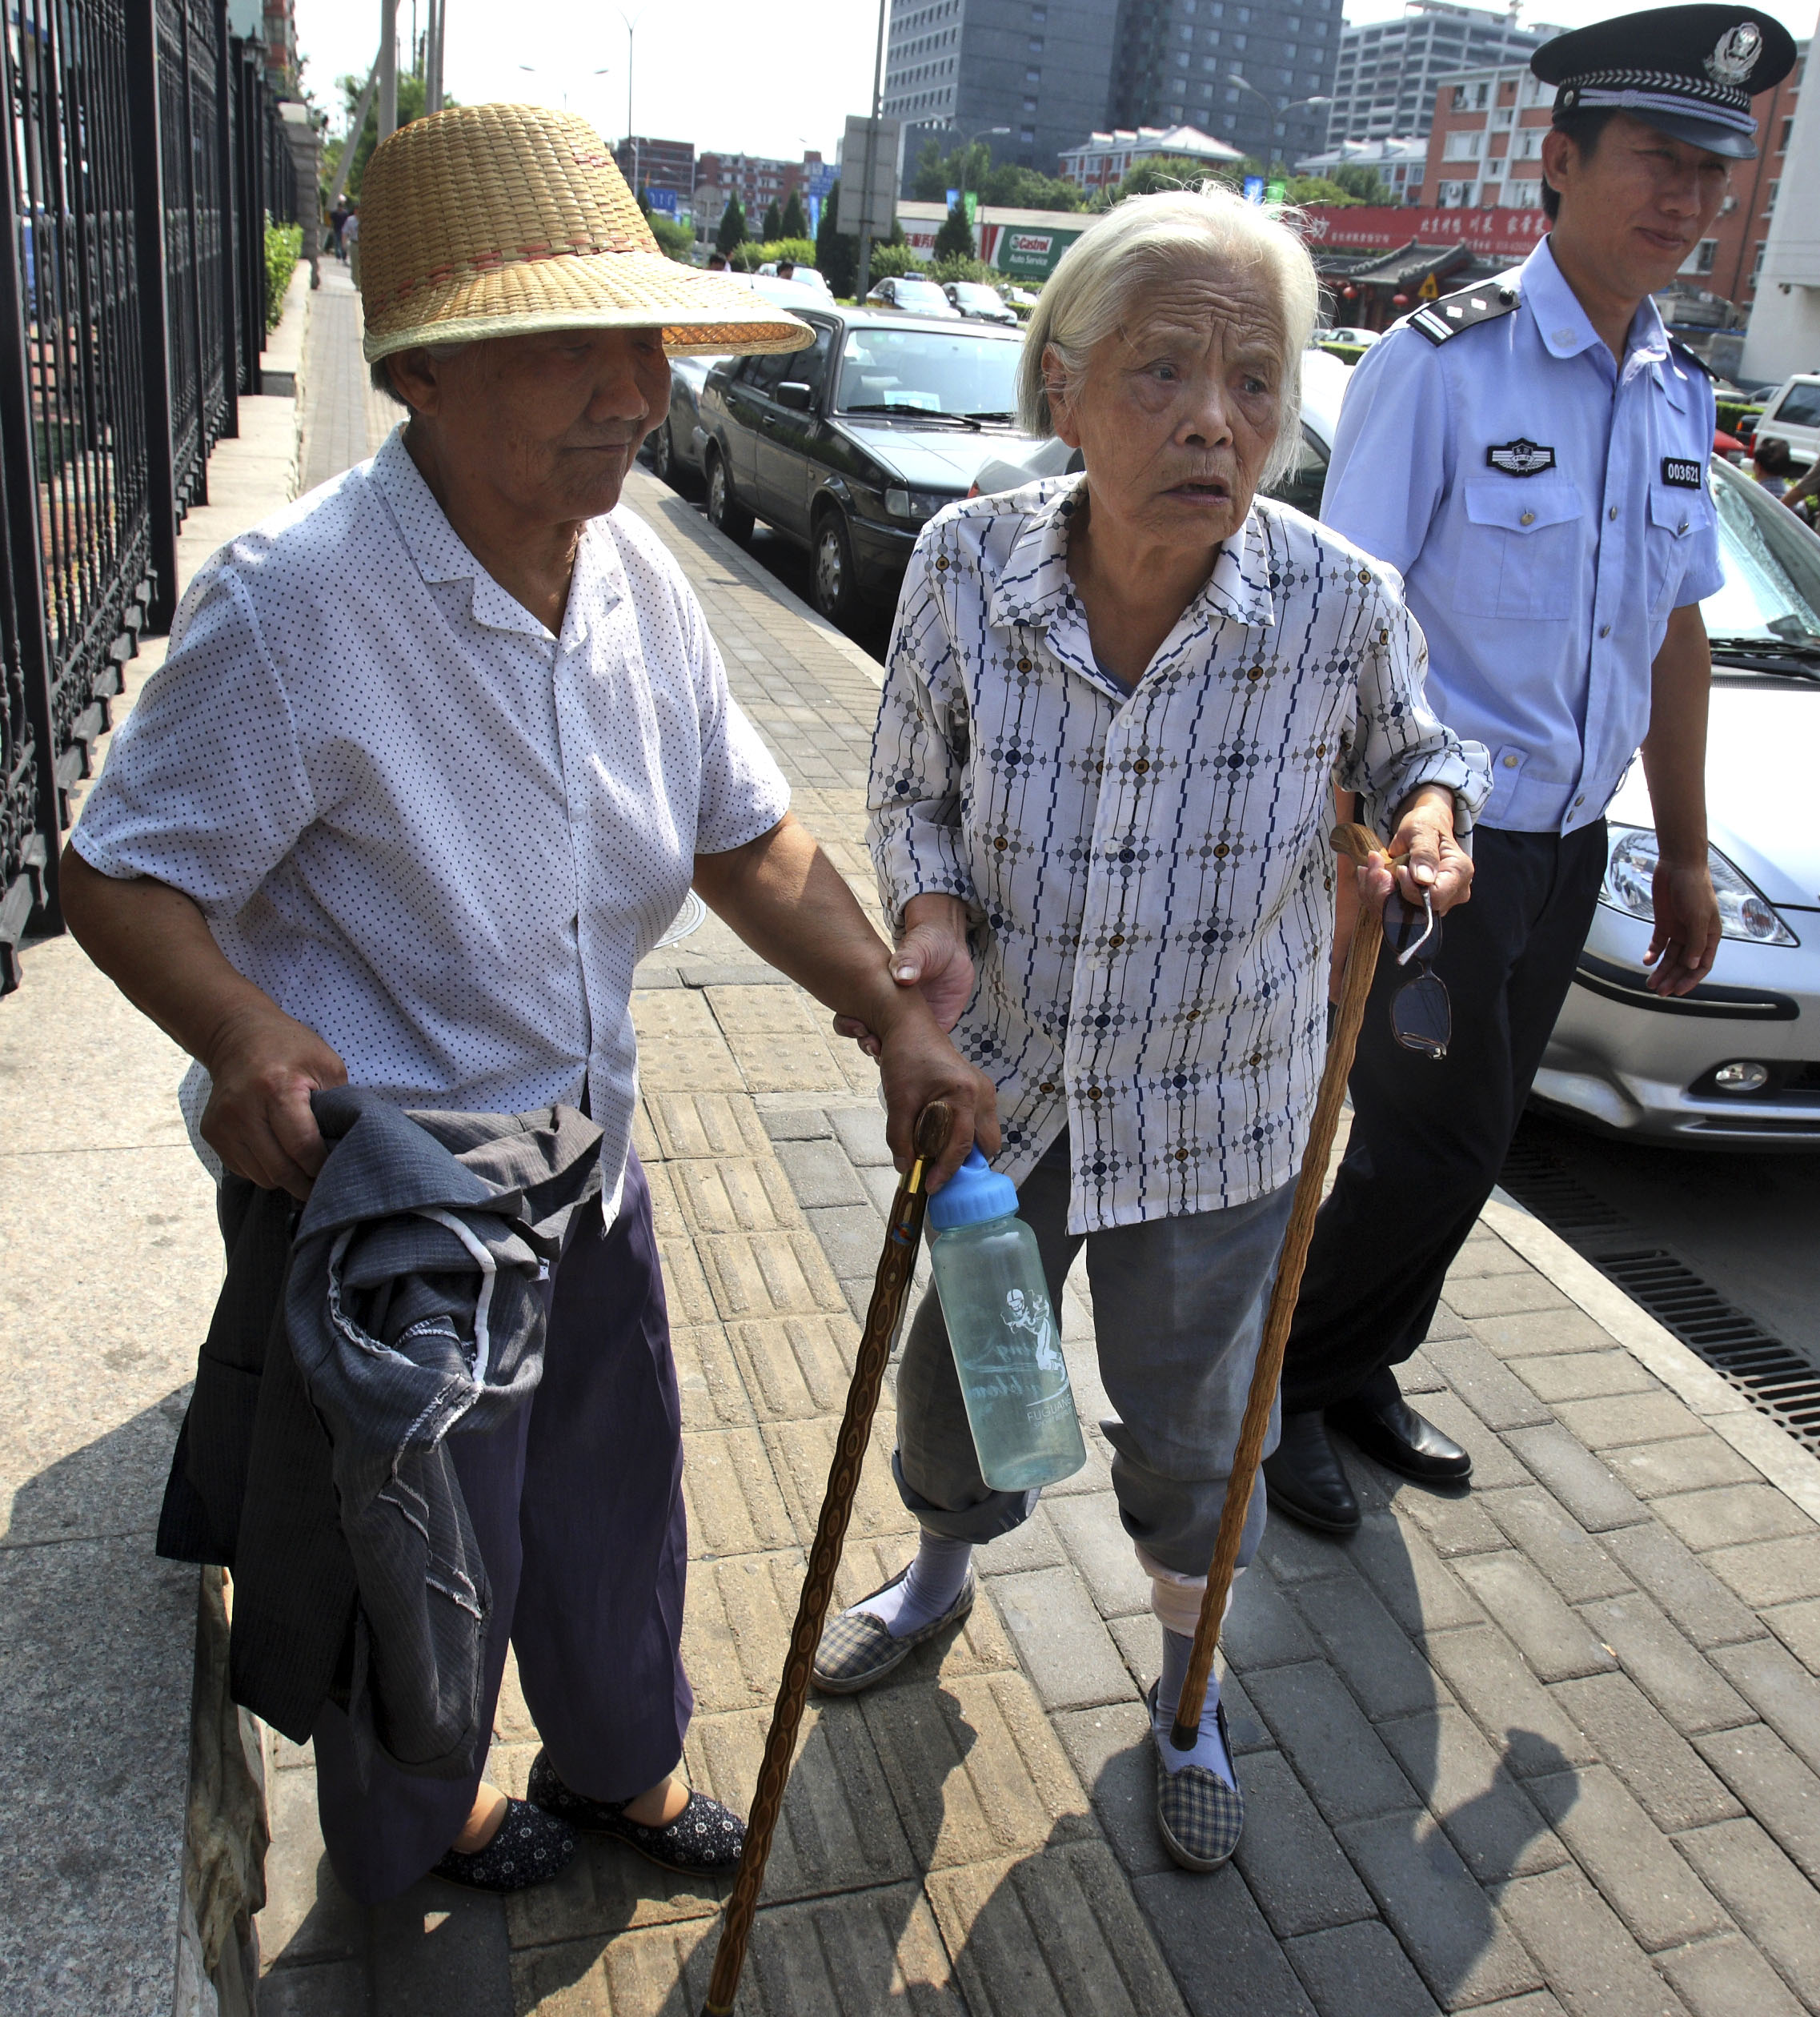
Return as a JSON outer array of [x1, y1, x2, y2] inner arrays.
[[702, 1101, 955, 2017], [1170, 823, 1391, 1752]]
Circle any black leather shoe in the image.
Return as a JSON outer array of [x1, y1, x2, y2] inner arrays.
[[1329, 1393, 1472, 1483], [1263, 1411, 1361, 1534]]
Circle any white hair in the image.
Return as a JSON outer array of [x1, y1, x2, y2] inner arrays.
[[1016, 182, 1321, 489]]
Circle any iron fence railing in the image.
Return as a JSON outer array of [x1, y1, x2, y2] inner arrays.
[[0, 0, 299, 991]]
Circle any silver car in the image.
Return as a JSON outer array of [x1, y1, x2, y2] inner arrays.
[[1536, 463, 1820, 1148]]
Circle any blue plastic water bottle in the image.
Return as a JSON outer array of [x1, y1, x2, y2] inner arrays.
[[925, 1149, 1087, 1491]]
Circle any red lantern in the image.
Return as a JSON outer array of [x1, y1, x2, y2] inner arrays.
[[1392, 291, 1409, 305], [1342, 283, 1357, 299]]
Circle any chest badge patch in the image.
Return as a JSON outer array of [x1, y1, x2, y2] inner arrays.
[[1661, 455, 1704, 490], [1486, 439, 1557, 477]]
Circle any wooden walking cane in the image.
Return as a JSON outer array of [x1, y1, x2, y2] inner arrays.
[[701, 1099, 956, 2017], [1169, 821, 1393, 1752]]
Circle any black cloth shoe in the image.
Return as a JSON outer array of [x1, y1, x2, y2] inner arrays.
[[1262, 1411, 1360, 1534], [527, 1749, 745, 1875], [1329, 1392, 1472, 1483], [431, 1798, 575, 1892]]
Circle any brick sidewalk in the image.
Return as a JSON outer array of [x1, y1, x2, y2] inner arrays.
[[250, 299, 1820, 2015]]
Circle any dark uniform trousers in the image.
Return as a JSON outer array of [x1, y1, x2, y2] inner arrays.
[[1281, 823, 1610, 1415], [311, 1153, 694, 1904]]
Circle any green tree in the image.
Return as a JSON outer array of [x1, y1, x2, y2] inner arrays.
[[336, 70, 452, 200], [866, 241, 926, 282], [1332, 163, 1393, 205], [647, 213, 694, 261], [981, 162, 1084, 211], [816, 182, 856, 295], [1091, 152, 1236, 209], [929, 252, 999, 285], [762, 198, 784, 240], [780, 188, 809, 239], [934, 198, 974, 262], [716, 194, 747, 255], [1285, 174, 1361, 206]]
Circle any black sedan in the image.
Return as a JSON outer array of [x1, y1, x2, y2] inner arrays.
[[693, 305, 1035, 623]]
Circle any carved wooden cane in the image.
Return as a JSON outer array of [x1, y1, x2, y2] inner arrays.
[[1169, 823, 1393, 1750], [702, 1100, 955, 2017]]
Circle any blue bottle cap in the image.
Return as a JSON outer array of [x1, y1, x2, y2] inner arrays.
[[926, 1146, 1020, 1230]]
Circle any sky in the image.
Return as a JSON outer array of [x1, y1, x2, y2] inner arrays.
[[292, 0, 1820, 164]]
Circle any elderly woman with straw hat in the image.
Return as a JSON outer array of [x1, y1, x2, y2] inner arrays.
[[60, 106, 992, 1903], [817, 184, 1490, 1871]]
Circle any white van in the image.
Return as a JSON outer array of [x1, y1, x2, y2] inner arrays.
[[1755, 373, 1820, 470]]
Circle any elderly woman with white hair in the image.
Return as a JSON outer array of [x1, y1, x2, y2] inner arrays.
[[815, 186, 1490, 1871]]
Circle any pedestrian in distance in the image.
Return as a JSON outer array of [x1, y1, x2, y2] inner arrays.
[[329, 203, 349, 261], [1751, 433, 1795, 496], [706, 249, 729, 271], [339, 200, 360, 286], [1261, 3, 1797, 1538], [822, 181, 1489, 1874], [60, 103, 992, 1907]]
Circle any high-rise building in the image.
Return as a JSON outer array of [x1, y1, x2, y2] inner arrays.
[[881, 0, 1119, 189], [1327, 2, 1554, 146], [1108, 0, 1347, 169]]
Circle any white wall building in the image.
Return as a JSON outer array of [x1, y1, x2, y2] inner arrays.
[[1293, 134, 1429, 201], [1057, 123, 1244, 191], [1742, 43, 1820, 385]]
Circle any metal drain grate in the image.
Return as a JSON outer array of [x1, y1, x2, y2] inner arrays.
[[1497, 1143, 1820, 1454]]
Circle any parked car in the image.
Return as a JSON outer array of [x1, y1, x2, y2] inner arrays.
[[1319, 326, 1381, 349], [1535, 459, 1820, 1148], [1754, 372, 1820, 471], [944, 280, 1019, 326], [694, 304, 1032, 621], [643, 275, 826, 490], [757, 262, 833, 294], [864, 274, 961, 318]]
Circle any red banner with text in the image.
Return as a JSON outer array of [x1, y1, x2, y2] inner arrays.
[[1300, 204, 1550, 258]]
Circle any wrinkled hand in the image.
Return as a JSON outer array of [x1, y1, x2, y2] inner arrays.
[[1646, 860, 1721, 996], [834, 893, 975, 1058], [1354, 788, 1474, 917], [873, 995, 1000, 1192], [199, 1001, 348, 1201]]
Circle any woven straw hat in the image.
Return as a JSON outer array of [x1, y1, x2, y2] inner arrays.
[[358, 103, 814, 363]]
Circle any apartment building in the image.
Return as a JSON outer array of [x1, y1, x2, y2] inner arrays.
[[612, 138, 695, 204], [692, 151, 826, 235], [1329, 2, 1552, 145], [1742, 40, 1816, 380], [881, 0, 1117, 188], [1293, 134, 1430, 203], [1056, 122, 1242, 191]]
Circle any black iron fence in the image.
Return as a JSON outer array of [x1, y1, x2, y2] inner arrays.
[[0, 0, 299, 992]]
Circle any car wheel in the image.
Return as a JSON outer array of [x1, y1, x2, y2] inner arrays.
[[812, 510, 858, 625], [647, 415, 675, 484], [706, 449, 754, 543]]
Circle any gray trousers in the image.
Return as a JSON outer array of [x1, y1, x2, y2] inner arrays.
[[894, 1131, 1294, 1595]]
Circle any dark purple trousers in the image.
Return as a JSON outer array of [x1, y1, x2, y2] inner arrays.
[[311, 1152, 692, 1904]]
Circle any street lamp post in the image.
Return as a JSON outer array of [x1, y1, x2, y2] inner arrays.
[[619, 10, 644, 196], [517, 62, 610, 117], [1222, 74, 1333, 174]]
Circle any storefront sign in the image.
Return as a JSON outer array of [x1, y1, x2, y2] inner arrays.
[[1301, 203, 1549, 255]]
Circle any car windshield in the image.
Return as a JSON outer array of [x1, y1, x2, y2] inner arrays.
[[836, 325, 1020, 417], [1703, 460, 1820, 659], [1768, 382, 1820, 429], [952, 285, 1001, 307]]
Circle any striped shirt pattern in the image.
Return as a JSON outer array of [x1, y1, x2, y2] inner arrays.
[[869, 478, 1491, 1235]]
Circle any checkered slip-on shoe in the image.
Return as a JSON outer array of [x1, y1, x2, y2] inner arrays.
[[811, 1568, 977, 1695], [526, 1750, 745, 1875], [1149, 1683, 1245, 1872]]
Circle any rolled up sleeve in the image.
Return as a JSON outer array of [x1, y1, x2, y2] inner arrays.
[[867, 539, 980, 929], [1340, 582, 1491, 842], [70, 563, 315, 914]]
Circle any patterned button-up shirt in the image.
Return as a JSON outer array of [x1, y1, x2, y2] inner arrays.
[[869, 478, 1491, 1234]]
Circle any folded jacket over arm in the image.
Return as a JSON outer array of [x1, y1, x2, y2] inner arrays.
[[158, 1089, 603, 1774]]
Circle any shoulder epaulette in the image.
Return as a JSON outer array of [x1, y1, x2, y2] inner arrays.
[[1669, 337, 1717, 381], [1408, 281, 1520, 347]]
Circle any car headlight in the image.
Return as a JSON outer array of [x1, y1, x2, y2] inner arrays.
[[884, 487, 957, 522], [1600, 825, 1800, 946]]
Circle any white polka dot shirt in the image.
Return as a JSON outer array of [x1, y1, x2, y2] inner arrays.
[[74, 427, 789, 1217]]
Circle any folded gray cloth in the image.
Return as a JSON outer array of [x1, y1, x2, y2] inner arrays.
[[286, 1087, 603, 1780]]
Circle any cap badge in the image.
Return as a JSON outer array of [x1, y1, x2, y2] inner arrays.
[[1706, 21, 1761, 84]]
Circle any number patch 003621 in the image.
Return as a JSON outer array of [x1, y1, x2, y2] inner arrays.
[[1661, 456, 1703, 490]]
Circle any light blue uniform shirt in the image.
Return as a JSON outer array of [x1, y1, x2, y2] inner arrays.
[[1321, 235, 1724, 835]]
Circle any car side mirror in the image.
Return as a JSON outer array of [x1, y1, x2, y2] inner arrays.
[[774, 381, 814, 411]]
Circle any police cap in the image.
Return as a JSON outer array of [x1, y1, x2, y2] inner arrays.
[[1533, 5, 1798, 161]]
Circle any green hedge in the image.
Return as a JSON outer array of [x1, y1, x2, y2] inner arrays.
[[1317, 341, 1367, 366], [264, 220, 302, 334], [1716, 399, 1764, 438]]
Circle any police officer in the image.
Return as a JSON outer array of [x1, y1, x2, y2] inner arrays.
[[1264, 4, 1797, 1534]]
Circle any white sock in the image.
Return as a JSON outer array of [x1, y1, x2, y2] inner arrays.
[[1153, 1628, 1235, 1785], [852, 1531, 974, 1640]]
